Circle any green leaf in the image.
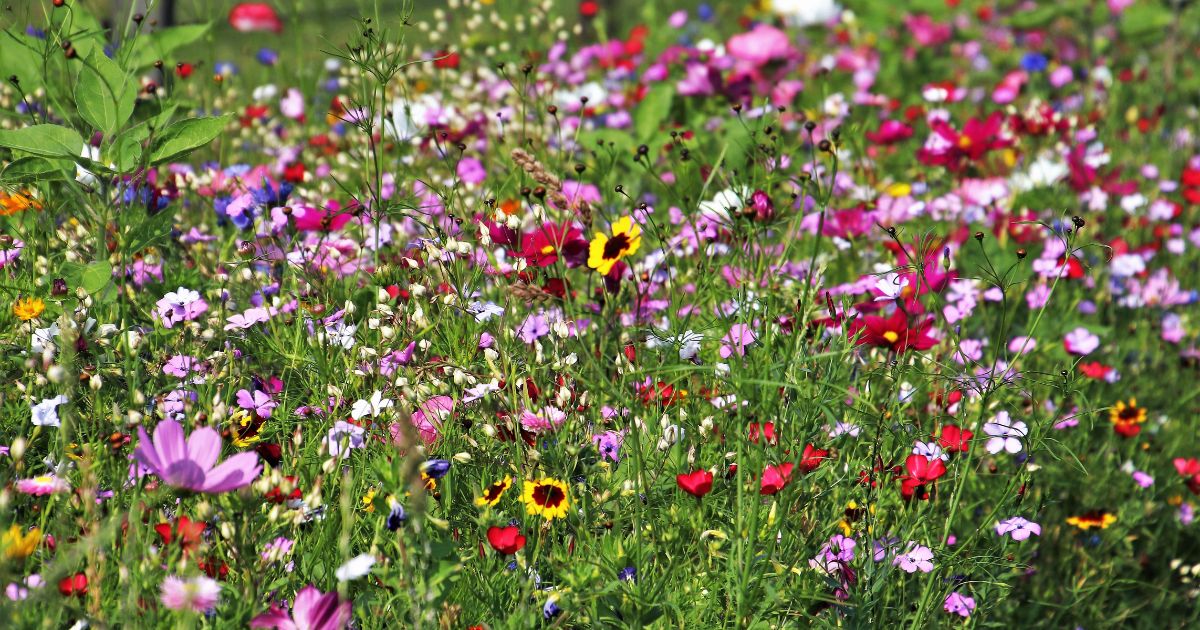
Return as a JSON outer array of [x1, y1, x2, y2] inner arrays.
[[126, 23, 211, 69], [0, 124, 84, 159], [125, 210, 175, 253], [81, 261, 113, 294], [0, 156, 73, 183], [0, 31, 47, 91], [148, 115, 229, 165], [76, 48, 135, 135], [636, 84, 674, 143]]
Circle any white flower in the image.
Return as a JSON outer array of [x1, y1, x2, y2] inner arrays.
[[467, 301, 505, 323], [335, 554, 376, 581], [324, 322, 357, 350], [874, 273, 909, 302], [913, 441, 949, 462], [771, 0, 842, 27], [351, 390, 393, 421], [32, 395, 68, 427], [983, 411, 1028, 454]]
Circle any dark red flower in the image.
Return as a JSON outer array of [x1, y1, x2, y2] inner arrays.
[[154, 516, 206, 554], [518, 222, 587, 267], [847, 309, 938, 353], [58, 573, 88, 597], [748, 422, 777, 446], [798, 444, 830, 473]]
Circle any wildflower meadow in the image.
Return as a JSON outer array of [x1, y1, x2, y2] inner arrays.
[[2, 0, 1200, 627]]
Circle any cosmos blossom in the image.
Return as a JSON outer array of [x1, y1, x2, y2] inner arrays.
[[134, 420, 262, 493]]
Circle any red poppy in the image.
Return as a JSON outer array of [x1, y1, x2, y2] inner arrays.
[[677, 470, 714, 498], [760, 463, 795, 495], [847, 309, 938, 353], [935, 425, 972, 453], [58, 573, 88, 597], [154, 516, 206, 553], [1078, 362, 1113, 380], [798, 444, 830, 473], [433, 50, 460, 70], [1174, 458, 1200, 495], [900, 454, 946, 501], [229, 3, 283, 33], [486, 525, 527, 555], [748, 422, 777, 446]]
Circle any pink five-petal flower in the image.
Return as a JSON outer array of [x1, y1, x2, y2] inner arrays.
[[134, 420, 261, 494], [251, 585, 353, 630]]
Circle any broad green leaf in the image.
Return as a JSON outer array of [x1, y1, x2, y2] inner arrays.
[[81, 261, 113, 294], [76, 48, 135, 135], [0, 124, 84, 159], [636, 84, 674, 143], [125, 210, 175, 253], [148, 115, 229, 165], [126, 23, 211, 69], [0, 31, 46, 91], [0, 156, 73, 183]]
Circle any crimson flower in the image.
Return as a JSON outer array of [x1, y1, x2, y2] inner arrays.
[[677, 470, 714, 498], [936, 425, 973, 453], [748, 422, 777, 446], [518, 222, 587, 267], [901, 454, 946, 501], [1174, 458, 1200, 495], [847, 309, 938, 353], [486, 526, 527, 555], [798, 444, 830, 473], [760, 463, 795, 495]]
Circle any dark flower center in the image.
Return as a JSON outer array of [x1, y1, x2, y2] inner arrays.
[[532, 483, 565, 508], [1118, 407, 1140, 422], [603, 234, 631, 260]]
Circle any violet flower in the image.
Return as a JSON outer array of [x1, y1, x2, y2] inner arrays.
[[134, 420, 262, 493]]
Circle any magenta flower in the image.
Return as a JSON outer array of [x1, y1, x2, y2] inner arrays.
[[134, 420, 262, 493], [944, 591, 976, 617], [1063, 327, 1100, 355], [892, 543, 934, 573], [156, 287, 209, 329], [720, 324, 757, 358], [160, 575, 221, 612], [250, 585, 352, 630], [995, 516, 1041, 541], [237, 388, 278, 418]]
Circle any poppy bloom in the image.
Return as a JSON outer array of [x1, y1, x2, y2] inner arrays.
[[58, 573, 88, 597], [522, 478, 570, 520], [1066, 510, 1117, 530], [900, 454, 946, 501], [760, 462, 795, 495], [486, 526, 527, 555], [935, 425, 972, 453], [474, 476, 513, 507], [748, 422, 777, 445], [229, 3, 283, 33], [1109, 399, 1147, 437], [846, 309, 937, 353], [1173, 458, 1200, 495], [677, 470, 714, 497], [155, 516, 206, 554], [798, 444, 830, 473], [587, 216, 641, 276]]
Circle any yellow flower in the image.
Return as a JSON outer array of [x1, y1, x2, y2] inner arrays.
[[474, 475, 512, 507], [1109, 398, 1147, 427], [229, 409, 263, 448], [1066, 511, 1117, 530], [1, 525, 41, 560], [12, 297, 45, 321], [0, 189, 41, 215], [521, 477, 570, 520], [361, 486, 379, 513], [587, 216, 641, 276]]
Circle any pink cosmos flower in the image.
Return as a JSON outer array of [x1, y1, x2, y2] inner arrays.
[[156, 287, 208, 328], [15, 474, 70, 496], [726, 24, 793, 67], [720, 324, 756, 358], [160, 575, 221, 612], [520, 406, 567, 434], [1063, 327, 1100, 355], [134, 420, 262, 493], [250, 585, 352, 630]]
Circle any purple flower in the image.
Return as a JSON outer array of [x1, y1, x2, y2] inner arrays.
[[1063, 327, 1100, 355], [134, 420, 262, 493], [156, 287, 208, 328], [872, 536, 900, 562], [719, 323, 756, 358], [592, 430, 626, 462], [517, 313, 550, 344], [237, 388, 278, 418], [995, 516, 1041, 541], [250, 585, 352, 630], [325, 421, 366, 459], [944, 591, 976, 617], [893, 543, 934, 573]]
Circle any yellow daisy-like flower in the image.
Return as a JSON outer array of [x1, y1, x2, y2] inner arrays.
[[361, 486, 379, 513], [1, 525, 41, 560], [587, 216, 641, 276], [475, 475, 513, 507], [521, 477, 570, 521], [1066, 511, 1117, 531], [1109, 398, 1147, 428], [12, 297, 45, 321], [0, 189, 42, 215], [229, 409, 263, 448]]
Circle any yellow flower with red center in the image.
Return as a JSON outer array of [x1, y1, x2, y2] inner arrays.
[[474, 475, 512, 507], [1, 525, 41, 560], [1066, 510, 1117, 530], [521, 477, 570, 520], [587, 216, 641, 276], [1109, 399, 1147, 438], [12, 297, 45, 321]]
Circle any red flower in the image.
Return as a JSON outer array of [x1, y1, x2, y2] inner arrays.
[[900, 454, 946, 501], [486, 526, 527, 555], [1078, 362, 1113, 380], [58, 573, 88, 597], [677, 470, 714, 498], [748, 422, 777, 446], [760, 463, 795, 495], [1174, 458, 1200, 495], [865, 119, 913, 145], [518, 222, 587, 267], [916, 112, 1012, 172], [847, 309, 938, 353], [154, 516, 206, 554], [936, 425, 972, 453], [433, 50, 460, 70], [228, 3, 283, 33], [798, 444, 830, 473]]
